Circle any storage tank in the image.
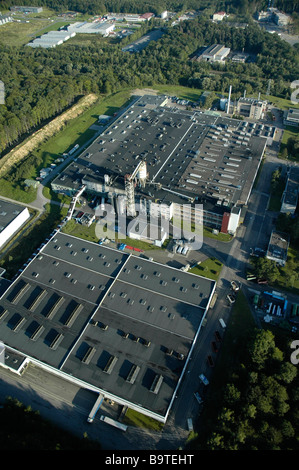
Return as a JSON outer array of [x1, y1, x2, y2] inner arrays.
[[220, 98, 227, 111]]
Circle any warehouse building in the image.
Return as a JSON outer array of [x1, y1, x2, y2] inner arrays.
[[0, 14, 13, 26], [0, 231, 216, 423], [51, 94, 268, 236], [266, 230, 290, 266], [66, 21, 115, 36], [281, 166, 299, 214], [10, 5, 43, 13], [26, 30, 76, 48], [199, 44, 231, 62], [0, 200, 30, 250], [284, 108, 299, 127]]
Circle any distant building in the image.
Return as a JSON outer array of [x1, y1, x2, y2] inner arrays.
[[66, 21, 115, 36], [283, 108, 299, 127], [26, 30, 75, 49], [281, 166, 299, 214], [231, 52, 249, 63], [274, 11, 291, 26], [200, 44, 230, 62], [10, 6, 43, 13], [236, 97, 267, 120], [266, 230, 290, 266], [0, 200, 30, 250], [0, 14, 13, 26], [139, 13, 155, 21], [213, 11, 227, 22]]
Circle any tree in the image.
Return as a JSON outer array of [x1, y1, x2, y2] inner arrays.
[[247, 329, 276, 369]]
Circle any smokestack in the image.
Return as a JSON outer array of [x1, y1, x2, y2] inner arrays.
[[227, 85, 232, 114]]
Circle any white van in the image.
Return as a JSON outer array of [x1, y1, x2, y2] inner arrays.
[[219, 318, 226, 328], [187, 418, 193, 432]]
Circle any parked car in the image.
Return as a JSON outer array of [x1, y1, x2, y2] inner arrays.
[[215, 331, 222, 342], [226, 294, 236, 304], [230, 280, 240, 292], [207, 355, 214, 367], [194, 392, 203, 404], [199, 373, 209, 386]]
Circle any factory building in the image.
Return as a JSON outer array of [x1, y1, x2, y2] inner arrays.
[[200, 44, 231, 62], [0, 231, 216, 423], [283, 108, 299, 128], [26, 30, 76, 49], [66, 21, 115, 36], [236, 97, 267, 120], [0, 200, 30, 250], [51, 94, 268, 237], [266, 231, 290, 266], [10, 5, 43, 13], [281, 166, 299, 214], [0, 14, 13, 26]]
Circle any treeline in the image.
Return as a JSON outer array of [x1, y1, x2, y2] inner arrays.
[[0, 0, 298, 15], [193, 328, 299, 450], [0, 15, 298, 154]]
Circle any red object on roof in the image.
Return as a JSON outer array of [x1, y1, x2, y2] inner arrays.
[[140, 12, 154, 19]]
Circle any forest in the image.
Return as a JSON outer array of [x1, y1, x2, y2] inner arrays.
[[0, 0, 299, 15], [191, 327, 299, 450], [0, 9, 298, 155]]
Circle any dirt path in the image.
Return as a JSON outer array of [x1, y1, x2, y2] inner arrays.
[[0, 93, 98, 178], [130, 88, 159, 96]]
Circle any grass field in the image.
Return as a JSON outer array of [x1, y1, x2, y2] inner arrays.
[[0, 90, 133, 203], [189, 257, 223, 281], [123, 408, 164, 431]]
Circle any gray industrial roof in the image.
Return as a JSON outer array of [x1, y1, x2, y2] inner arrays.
[[52, 94, 268, 210], [0, 231, 215, 420], [0, 200, 29, 234]]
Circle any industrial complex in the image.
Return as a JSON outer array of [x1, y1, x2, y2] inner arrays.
[[51, 94, 269, 237]]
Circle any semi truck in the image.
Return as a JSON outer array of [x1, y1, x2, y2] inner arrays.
[[87, 394, 104, 423]]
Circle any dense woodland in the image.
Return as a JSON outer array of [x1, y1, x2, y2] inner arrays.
[[0, 0, 299, 15], [0, 9, 298, 155], [192, 328, 299, 450]]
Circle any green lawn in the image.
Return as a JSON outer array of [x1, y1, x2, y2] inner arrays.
[[189, 257, 223, 281], [279, 125, 299, 160], [203, 227, 232, 242], [123, 408, 164, 431], [268, 177, 285, 211], [273, 246, 299, 295], [62, 218, 164, 251], [155, 84, 205, 102]]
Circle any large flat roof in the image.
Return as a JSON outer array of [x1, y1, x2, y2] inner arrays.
[[52, 95, 268, 210], [0, 231, 215, 421]]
